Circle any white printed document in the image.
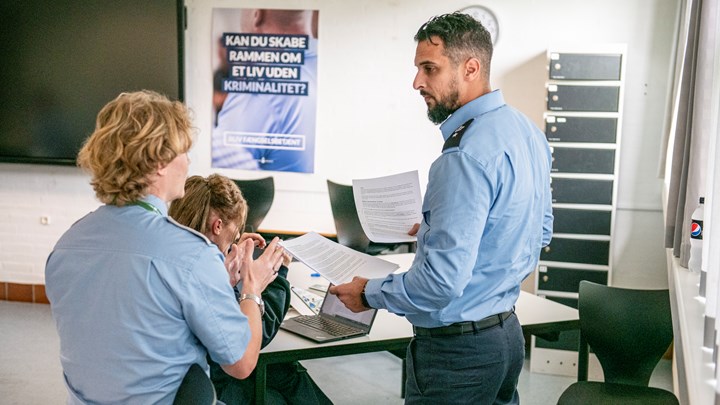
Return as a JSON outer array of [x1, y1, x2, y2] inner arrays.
[[352, 170, 423, 243], [279, 232, 399, 285]]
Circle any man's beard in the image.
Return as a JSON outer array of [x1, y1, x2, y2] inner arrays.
[[425, 83, 461, 124]]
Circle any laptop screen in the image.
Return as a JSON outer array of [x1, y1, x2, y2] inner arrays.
[[321, 290, 376, 327]]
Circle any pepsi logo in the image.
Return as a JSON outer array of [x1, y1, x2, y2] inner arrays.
[[691, 222, 702, 237]]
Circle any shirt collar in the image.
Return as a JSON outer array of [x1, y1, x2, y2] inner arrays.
[[140, 194, 169, 217], [439, 89, 505, 142]]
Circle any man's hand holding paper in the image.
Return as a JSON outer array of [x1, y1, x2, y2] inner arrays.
[[352, 170, 423, 243]]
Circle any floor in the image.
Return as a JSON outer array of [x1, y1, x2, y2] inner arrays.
[[0, 300, 674, 404]]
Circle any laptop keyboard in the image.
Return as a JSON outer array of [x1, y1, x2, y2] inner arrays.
[[293, 316, 362, 336]]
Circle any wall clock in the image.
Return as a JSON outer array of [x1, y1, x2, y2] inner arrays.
[[458, 5, 500, 45]]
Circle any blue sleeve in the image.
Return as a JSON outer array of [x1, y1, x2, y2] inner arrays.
[[181, 248, 251, 366], [367, 151, 493, 314], [542, 153, 553, 247]]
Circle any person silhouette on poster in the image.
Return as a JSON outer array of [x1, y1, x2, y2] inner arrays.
[[212, 9, 318, 173]]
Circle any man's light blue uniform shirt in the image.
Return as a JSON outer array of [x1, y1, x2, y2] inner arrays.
[[46, 195, 251, 404], [365, 90, 553, 328]]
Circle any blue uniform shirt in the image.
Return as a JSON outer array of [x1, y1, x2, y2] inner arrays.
[[365, 90, 553, 328], [46, 195, 251, 404]]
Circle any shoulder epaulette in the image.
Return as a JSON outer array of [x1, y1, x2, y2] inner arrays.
[[166, 216, 213, 246], [442, 118, 474, 152]]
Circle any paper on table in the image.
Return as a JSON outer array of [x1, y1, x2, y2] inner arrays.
[[352, 170, 423, 243], [279, 232, 399, 285]]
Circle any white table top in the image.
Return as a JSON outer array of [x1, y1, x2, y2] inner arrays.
[[261, 253, 579, 356], [259, 210, 336, 237]]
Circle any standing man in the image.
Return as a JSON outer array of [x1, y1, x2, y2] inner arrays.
[[45, 91, 285, 404], [329, 13, 553, 404]]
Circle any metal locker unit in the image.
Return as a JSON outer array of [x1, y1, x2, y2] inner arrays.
[[547, 84, 620, 112], [548, 52, 622, 81], [540, 237, 610, 266], [551, 147, 616, 174], [537, 266, 609, 293], [550, 177, 614, 205], [552, 207, 612, 235], [545, 115, 618, 143], [532, 46, 626, 378]]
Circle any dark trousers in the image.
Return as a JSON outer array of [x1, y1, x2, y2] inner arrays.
[[214, 361, 333, 405], [404, 313, 524, 405]]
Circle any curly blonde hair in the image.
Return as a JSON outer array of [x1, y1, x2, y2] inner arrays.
[[169, 174, 248, 237], [77, 90, 193, 205]]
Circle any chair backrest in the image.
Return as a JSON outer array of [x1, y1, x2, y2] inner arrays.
[[173, 363, 216, 405], [233, 177, 275, 233], [578, 281, 673, 386], [326, 180, 371, 252]]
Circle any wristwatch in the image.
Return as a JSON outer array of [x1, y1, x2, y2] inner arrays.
[[239, 293, 265, 316], [360, 283, 371, 309]]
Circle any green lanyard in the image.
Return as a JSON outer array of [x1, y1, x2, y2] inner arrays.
[[130, 200, 163, 216]]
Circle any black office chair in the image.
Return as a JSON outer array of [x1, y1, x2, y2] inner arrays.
[[556, 281, 678, 405], [233, 177, 275, 233], [326, 180, 400, 255], [173, 363, 217, 405]]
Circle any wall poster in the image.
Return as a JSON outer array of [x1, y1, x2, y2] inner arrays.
[[211, 8, 318, 173]]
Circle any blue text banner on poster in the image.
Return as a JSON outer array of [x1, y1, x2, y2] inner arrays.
[[222, 79, 308, 95], [227, 49, 305, 64], [223, 33, 309, 49], [225, 132, 306, 151], [230, 64, 301, 80]]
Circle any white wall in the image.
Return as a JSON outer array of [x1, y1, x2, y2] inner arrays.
[[0, 0, 680, 286]]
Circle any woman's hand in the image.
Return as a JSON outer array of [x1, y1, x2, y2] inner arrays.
[[239, 237, 285, 295], [224, 241, 245, 287], [281, 250, 293, 267], [240, 232, 266, 249]]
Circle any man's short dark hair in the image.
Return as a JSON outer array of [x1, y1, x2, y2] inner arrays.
[[415, 12, 493, 78]]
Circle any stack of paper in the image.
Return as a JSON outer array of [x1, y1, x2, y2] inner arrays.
[[280, 232, 399, 285]]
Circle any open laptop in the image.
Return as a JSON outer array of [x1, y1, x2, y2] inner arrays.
[[280, 285, 378, 343]]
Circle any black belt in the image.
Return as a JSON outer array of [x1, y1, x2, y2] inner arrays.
[[413, 310, 514, 337]]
